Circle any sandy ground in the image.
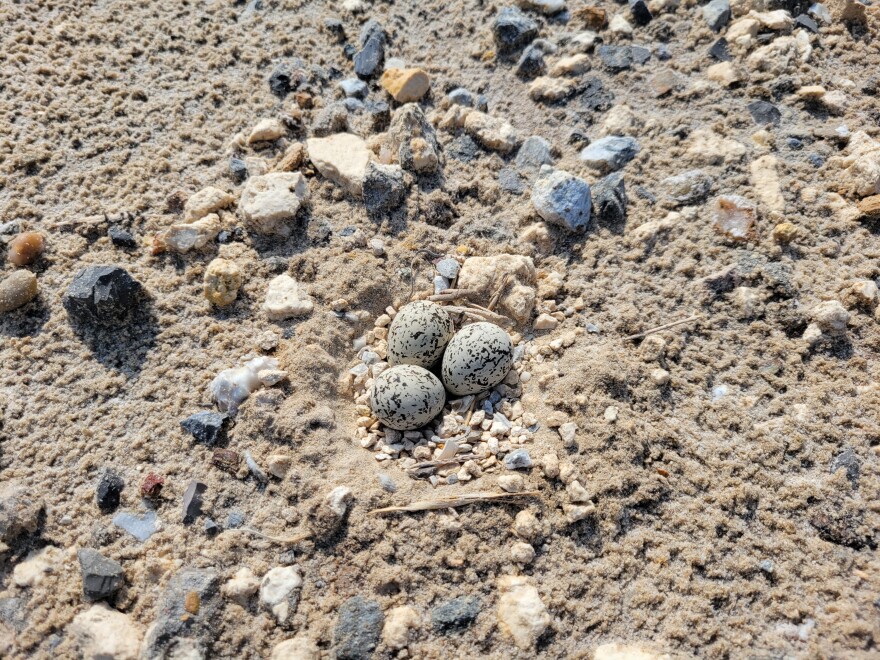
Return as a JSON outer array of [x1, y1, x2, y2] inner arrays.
[[1, 0, 879, 658]]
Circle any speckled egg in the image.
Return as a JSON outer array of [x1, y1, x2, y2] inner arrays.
[[441, 322, 513, 396], [387, 301, 454, 368], [370, 365, 446, 430]]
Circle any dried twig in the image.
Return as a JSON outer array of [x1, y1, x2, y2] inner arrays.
[[427, 289, 479, 302], [407, 249, 445, 302], [370, 491, 540, 515], [488, 273, 512, 312], [625, 314, 703, 341], [406, 453, 476, 473], [443, 305, 514, 327], [236, 527, 313, 545]]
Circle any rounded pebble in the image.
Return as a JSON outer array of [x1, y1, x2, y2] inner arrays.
[[7, 232, 45, 267], [204, 258, 242, 306], [442, 322, 513, 396], [386, 301, 454, 368], [0, 270, 38, 313], [370, 364, 446, 431]]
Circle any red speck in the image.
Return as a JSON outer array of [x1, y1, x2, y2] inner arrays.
[[141, 473, 165, 498]]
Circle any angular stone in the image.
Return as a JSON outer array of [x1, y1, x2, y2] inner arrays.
[[464, 111, 519, 153], [184, 187, 235, 223], [180, 411, 228, 446], [516, 46, 546, 79], [182, 481, 207, 524], [661, 169, 713, 206], [497, 575, 550, 650], [531, 166, 592, 232], [703, 0, 731, 31], [78, 548, 124, 601], [516, 136, 553, 178], [458, 255, 537, 324], [96, 470, 124, 514], [307, 133, 371, 196], [528, 76, 577, 103], [713, 195, 757, 241], [504, 449, 534, 470], [432, 596, 481, 632], [0, 480, 43, 543], [580, 136, 640, 171], [108, 226, 137, 249], [493, 7, 538, 53], [709, 38, 731, 61], [71, 604, 143, 660], [380, 68, 430, 103], [387, 103, 442, 174], [591, 172, 627, 226], [629, 0, 652, 25], [333, 595, 384, 660], [260, 566, 303, 624], [64, 266, 143, 327], [354, 20, 386, 78], [747, 100, 781, 125], [239, 172, 309, 236], [363, 162, 406, 216], [339, 78, 368, 99]]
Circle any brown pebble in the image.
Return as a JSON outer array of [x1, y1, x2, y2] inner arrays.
[[857, 195, 880, 218], [7, 232, 45, 266], [184, 591, 200, 615], [0, 270, 38, 313]]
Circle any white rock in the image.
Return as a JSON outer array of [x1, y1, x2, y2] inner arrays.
[[570, 31, 598, 52], [512, 509, 542, 541], [564, 503, 595, 522], [70, 604, 143, 660], [748, 9, 793, 29], [510, 541, 536, 564], [263, 274, 314, 320], [325, 486, 353, 517], [811, 300, 849, 334], [517, 0, 566, 13], [651, 368, 671, 385], [851, 279, 878, 305], [726, 17, 760, 48], [746, 35, 811, 75], [534, 313, 558, 330], [828, 131, 880, 197], [13, 546, 63, 587], [306, 133, 371, 196], [686, 128, 745, 165], [549, 54, 590, 77], [458, 254, 536, 324], [464, 111, 519, 153], [248, 118, 286, 144], [271, 636, 319, 660], [593, 642, 672, 660], [258, 369, 288, 387], [210, 356, 279, 414], [609, 14, 633, 35], [750, 155, 785, 213], [706, 62, 741, 87], [267, 454, 292, 479], [184, 187, 235, 223], [558, 422, 578, 446], [239, 172, 309, 236], [541, 453, 560, 479], [601, 105, 642, 137], [497, 575, 551, 650], [498, 474, 525, 493], [222, 567, 261, 604], [157, 213, 221, 253], [260, 566, 303, 623], [382, 606, 420, 650], [566, 479, 591, 503]]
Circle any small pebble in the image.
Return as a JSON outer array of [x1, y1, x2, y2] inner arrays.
[[96, 470, 124, 514], [7, 232, 45, 266], [0, 270, 38, 313], [204, 258, 242, 307]]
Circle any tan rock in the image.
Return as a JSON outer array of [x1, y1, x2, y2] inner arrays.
[[529, 76, 577, 102], [0, 270, 38, 314], [828, 131, 880, 198], [858, 195, 880, 217], [464, 111, 519, 153], [204, 258, 242, 306], [70, 604, 143, 660], [306, 133, 371, 196], [156, 213, 222, 253], [748, 9, 793, 29], [263, 274, 314, 320], [750, 155, 785, 213], [457, 254, 537, 324], [184, 186, 235, 223], [796, 85, 826, 99], [497, 575, 551, 650], [13, 546, 64, 587], [686, 128, 745, 165], [772, 222, 798, 243], [380, 68, 430, 103], [549, 54, 590, 77], [239, 172, 309, 236], [600, 105, 642, 136], [247, 117, 286, 144], [706, 61, 741, 87], [274, 142, 306, 172], [382, 606, 420, 649], [811, 300, 849, 334], [221, 567, 261, 604], [593, 641, 672, 660], [270, 636, 319, 660], [746, 34, 811, 74], [510, 541, 536, 564], [726, 17, 760, 48], [534, 313, 558, 330]]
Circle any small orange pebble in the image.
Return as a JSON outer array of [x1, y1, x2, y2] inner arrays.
[[656, 468, 670, 477], [184, 591, 200, 615], [7, 232, 45, 266]]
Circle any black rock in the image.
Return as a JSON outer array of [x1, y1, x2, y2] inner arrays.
[[629, 0, 653, 25], [333, 596, 384, 660], [140, 568, 220, 659], [96, 470, 124, 513], [77, 548, 124, 600], [354, 19, 386, 78], [795, 13, 818, 31], [363, 162, 407, 217], [709, 38, 731, 61], [204, 518, 220, 536], [591, 172, 628, 226], [515, 45, 546, 79], [229, 157, 248, 183], [431, 596, 481, 632], [64, 266, 143, 327], [180, 411, 228, 446], [217, 227, 244, 244], [343, 43, 357, 59], [598, 45, 649, 71], [269, 64, 294, 98], [182, 481, 208, 524], [447, 135, 479, 163], [787, 137, 804, 150], [365, 100, 390, 132], [108, 226, 137, 249], [579, 77, 614, 112], [831, 447, 860, 488], [492, 7, 538, 53], [747, 100, 781, 125]]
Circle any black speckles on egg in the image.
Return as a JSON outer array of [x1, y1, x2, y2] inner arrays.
[[387, 301, 454, 368], [370, 365, 446, 430], [441, 322, 513, 396]]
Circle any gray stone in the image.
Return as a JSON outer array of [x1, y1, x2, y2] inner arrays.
[[141, 567, 220, 660], [515, 136, 553, 178], [108, 226, 137, 249], [629, 0, 653, 25], [579, 77, 614, 112], [182, 481, 207, 524], [492, 7, 538, 53], [747, 100, 781, 125], [448, 88, 475, 107], [831, 447, 860, 488], [447, 135, 479, 163], [759, 559, 775, 574], [363, 162, 407, 216], [333, 595, 384, 660], [591, 172, 628, 226], [503, 449, 534, 470], [795, 14, 818, 31], [598, 45, 650, 72], [354, 20, 386, 78], [0, 597, 26, 632], [77, 548, 124, 601], [311, 101, 349, 137], [378, 474, 397, 493], [580, 136, 641, 171], [515, 45, 546, 79], [431, 595, 481, 632], [365, 100, 390, 132], [387, 104, 442, 174], [531, 166, 592, 231], [499, 168, 525, 195], [703, 0, 731, 31], [96, 470, 124, 514], [709, 38, 731, 61], [661, 169, 713, 206], [436, 258, 461, 280], [180, 411, 228, 447], [339, 78, 368, 99], [63, 266, 144, 327], [112, 510, 159, 542], [0, 481, 43, 543]]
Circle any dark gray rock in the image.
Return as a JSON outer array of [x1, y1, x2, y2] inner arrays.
[[629, 0, 653, 25], [311, 101, 349, 137], [364, 162, 407, 216], [516, 136, 553, 178], [579, 77, 614, 112], [141, 567, 220, 659], [591, 172, 628, 226], [333, 595, 384, 660], [498, 168, 525, 195], [0, 481, 43, 543], [503, 448, 533, 470], [531, 166, 592, 231], [447, 135, 479, 163], [661, 169, 713, 206], [182, 482, 207, 524], [108, 227, 137, 249], [268, 61, 306, 99], [516, 45, 546, 79], [795, 13, 818, 31], [387, 104, 442, 174], [448, 87, 476, 107], [354, 20, 386, 78], [492, 7, 538, 54], [747, 100, 781, 125], [339, 78, 368, 99], [343, 98, 364, 113], [365, 100, 390, 132], [180, 411, 228, 446], [78, 548, 124, 600], [96, 470, 124, 514], [831, 447, 860, 488], [0, 597, 26, 632], [598, 45, 650, 71], [432, 595, 481, 632], [324, 18, 345, 40], [63, 266, 143, 327], [703, 0, 731, 31], [229, 157, 248, 183], [709, 38, 731, 61]]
